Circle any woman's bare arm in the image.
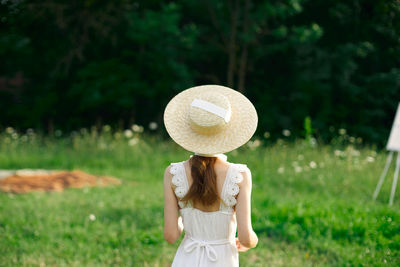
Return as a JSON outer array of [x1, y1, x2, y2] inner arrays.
[[163, 166, 183, 244], [235, 168, 258, 250]]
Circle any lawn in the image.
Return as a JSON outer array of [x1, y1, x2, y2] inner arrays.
[[0, 128, 399, 266]]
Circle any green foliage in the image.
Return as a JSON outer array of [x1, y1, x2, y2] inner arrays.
[[0, 0, 399, 145], [303, 116, 313, 144]]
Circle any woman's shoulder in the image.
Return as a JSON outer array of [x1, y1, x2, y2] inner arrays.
[[227, 161, 251, 172], [226, 161, 252, 186], [165, 160, 186, 171], [163, 161, 184, 184], [165, 160, 186, 180]]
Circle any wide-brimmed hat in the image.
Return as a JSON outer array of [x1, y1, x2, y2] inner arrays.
[[163, 85, 258, 154]]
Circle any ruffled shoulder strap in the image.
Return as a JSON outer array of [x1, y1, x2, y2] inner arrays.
[[170, 161, 189, 208], [220, 163, 250, 211]]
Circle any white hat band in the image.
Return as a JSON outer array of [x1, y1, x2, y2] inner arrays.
[[190, 98, 231, 123]]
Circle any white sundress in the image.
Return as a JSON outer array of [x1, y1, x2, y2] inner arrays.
[[169, 160, 251, 267]]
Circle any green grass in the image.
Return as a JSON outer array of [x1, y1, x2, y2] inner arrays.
[[0, 129, 399, 266]]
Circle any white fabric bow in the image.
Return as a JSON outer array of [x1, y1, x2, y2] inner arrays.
[[190, 98, 232, 123], [184, 236, 231, 266]]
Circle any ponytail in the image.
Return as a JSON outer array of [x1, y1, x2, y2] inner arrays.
[[181, 155, 219, 206]]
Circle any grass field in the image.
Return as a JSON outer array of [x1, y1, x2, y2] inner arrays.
[[0, 128, 399, 266]]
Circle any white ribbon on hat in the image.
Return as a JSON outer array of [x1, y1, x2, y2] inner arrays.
[[191, 99, 231, 123]]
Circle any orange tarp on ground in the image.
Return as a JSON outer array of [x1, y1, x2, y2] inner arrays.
[[0, 170, 120, 193]]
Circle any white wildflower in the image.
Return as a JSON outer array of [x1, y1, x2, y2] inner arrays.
[[282, 129, 291, 137], [124, 129, 133, 138], [334, 150, 343, 157], [350, 150, 360, 157], [309, 137, 317, 147], [149, 122, 158, 130], [339, 128, 346, 135], [26, 128, 34, 135], [89, 214, 96, 221], [98, 143, 107, 150], [366, 156, 375, 163], [129, 138, 139, 146], [132, 124, 144, 133], [278, 167, 285, 174], [295, 166, 302, 173], [263, 131, 270, 138], [247, 139, 261, 149], [5, 127, 14, 134], [309, 161, 317, 169]]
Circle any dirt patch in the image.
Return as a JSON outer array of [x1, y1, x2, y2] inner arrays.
[[0, 170, 121, 193]]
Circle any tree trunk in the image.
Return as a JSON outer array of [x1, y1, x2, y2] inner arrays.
[[226, 0, 240, 88], [129, 109, 135, 127], [238, 0, 251, 93], [47, 118, 54, 136], [96, 116, 102, 131], [118, 118, 124, 130]]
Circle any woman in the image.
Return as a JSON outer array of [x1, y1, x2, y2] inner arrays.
[[163, 85, 258, 267]]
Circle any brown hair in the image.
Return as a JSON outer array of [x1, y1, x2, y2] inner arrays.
[[181, 155, 220, 206]]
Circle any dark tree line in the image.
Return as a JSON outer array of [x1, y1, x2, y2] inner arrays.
[[1, 0, 399, 145]]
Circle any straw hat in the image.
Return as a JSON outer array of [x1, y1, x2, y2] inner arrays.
[[163, 85, 258, 155]]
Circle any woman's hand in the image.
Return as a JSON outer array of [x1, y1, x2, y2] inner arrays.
[[235, 238, 250, 252]]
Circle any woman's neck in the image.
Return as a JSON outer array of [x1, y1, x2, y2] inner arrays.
[[193, 153, 227, 162]]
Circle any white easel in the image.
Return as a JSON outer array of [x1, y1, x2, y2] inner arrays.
[[373, 103, 400, 206]]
